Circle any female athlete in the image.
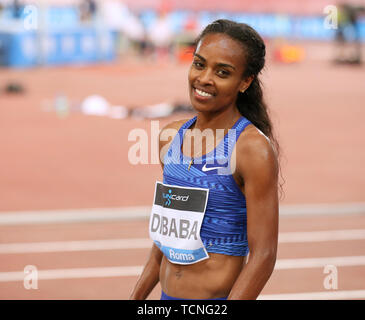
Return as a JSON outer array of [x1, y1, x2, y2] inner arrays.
[[130, 19, 280, 300]]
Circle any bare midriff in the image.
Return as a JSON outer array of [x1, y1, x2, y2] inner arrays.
[[159, 252, 247, 299]]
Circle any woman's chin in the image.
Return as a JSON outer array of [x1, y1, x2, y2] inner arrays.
[[190, 101, 215, 113]]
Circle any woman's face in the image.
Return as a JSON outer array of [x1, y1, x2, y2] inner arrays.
[[188, 33, 250, 114]]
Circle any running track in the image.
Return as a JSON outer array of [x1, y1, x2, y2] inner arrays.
[[0, 209, 365, 299]]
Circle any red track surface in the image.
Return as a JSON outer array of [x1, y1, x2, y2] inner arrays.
[[0, 42, 364, 299], [0, 214, 365, 299]]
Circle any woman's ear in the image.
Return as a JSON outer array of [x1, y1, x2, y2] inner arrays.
[[239, 75, 254, 93]]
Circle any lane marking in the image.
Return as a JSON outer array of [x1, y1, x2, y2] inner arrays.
[[279, 202, 365, 216], [259, 290, 365, 300], [0, 266, 143, 282], [1, 229, 365, 254], [278, 229, 365, 243], [0, 238, 154, 254], [0, 202, 364, 225], [275, 255, 365, 269], [0, 256, 365, 282], [0, 206, 150, 225]]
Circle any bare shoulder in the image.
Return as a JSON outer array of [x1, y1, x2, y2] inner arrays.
[[160, 119, 189, 134], [235, 124, 278, 175], [159, 119, 190, 146]]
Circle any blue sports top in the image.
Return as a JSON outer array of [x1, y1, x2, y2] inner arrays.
[[163, 116, 252, 257]]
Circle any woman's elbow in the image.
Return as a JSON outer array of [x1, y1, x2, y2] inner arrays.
[[250, 247, 277, 271]]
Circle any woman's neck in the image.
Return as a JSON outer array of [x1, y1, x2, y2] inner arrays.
[[194, 107, 242, 133]]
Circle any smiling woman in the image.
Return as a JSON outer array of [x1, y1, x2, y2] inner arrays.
[[130, 19, 280, 300]]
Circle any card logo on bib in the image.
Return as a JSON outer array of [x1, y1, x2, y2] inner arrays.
[[162, 189, 189, 207], [155, 183, 207, 212]]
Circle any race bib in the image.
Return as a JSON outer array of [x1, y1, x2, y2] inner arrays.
[[149, 181, 209, 265]]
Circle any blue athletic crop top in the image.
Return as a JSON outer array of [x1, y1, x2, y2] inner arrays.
[[163, 116, 252, 257]]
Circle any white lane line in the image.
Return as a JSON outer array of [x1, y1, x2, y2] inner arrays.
[[259, 290, 365, 300], [1, 229, 365, 254], [275, 255, 365, 269], [0, 256, 364, 282], [279, 202, 365, 216], [0, 206, 151, 225], [0, 266, 143, 282], [0, 238, 154, 254], [0, 202, 364, 225], [278, 229, 365, 243]]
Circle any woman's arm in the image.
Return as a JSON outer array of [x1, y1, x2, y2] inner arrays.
[[130, 119, 188, 299], [129, 243, 163, 300], [228, 127, 279, 300]]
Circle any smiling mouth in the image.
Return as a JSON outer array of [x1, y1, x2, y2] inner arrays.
[[194, 87, 214, 98]]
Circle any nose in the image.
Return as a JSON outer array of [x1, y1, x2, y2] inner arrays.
[[197, 68, 213, 86]]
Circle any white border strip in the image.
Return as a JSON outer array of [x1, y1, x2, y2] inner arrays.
[[0, 203, 364, 225], [1, 229, 365, 254], [259, 290, 365, 300]]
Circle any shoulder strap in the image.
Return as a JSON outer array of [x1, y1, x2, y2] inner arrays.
[[164, 116, 197, 165], [178, 116, 197, 147], [223, 116, 252, 155], [212, 117, 251, 175]]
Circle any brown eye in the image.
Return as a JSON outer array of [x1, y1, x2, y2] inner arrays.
[[217, 69, 230, 77], [193, 61, 204, 69]]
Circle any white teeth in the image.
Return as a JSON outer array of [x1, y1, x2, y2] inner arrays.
[[195, 88, 212, 97]]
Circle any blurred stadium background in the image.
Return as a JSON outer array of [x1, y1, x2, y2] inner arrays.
[[0, 0, 364, 299]]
